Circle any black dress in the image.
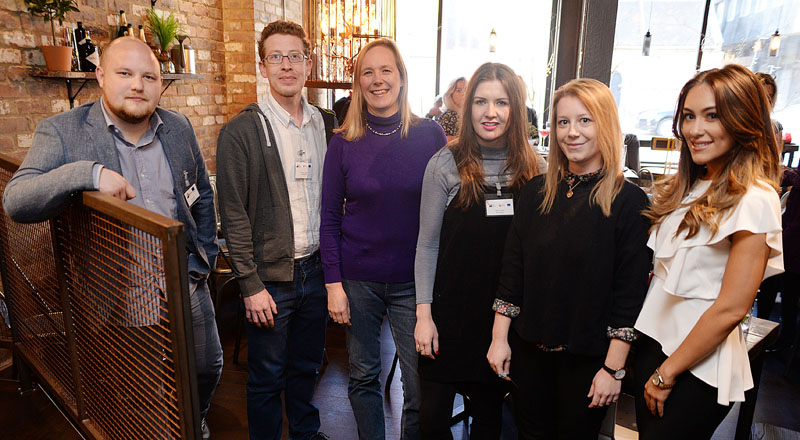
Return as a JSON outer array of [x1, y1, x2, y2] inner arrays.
[[418, 185, 517, 384]]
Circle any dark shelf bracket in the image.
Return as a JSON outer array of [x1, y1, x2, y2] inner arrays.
[[65, 79, 90, 109]]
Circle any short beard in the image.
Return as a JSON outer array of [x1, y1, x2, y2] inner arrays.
[[111, 105, 152, 124], [104, 98, 154, 125]]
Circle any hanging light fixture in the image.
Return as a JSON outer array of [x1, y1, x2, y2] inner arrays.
[[769, 29, 781, 57], [489, 28, 497, 53], [642, 2, 653, 56]]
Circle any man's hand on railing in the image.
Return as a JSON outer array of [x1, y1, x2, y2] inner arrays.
[[99, 168, 136, 200], [243, 289, 278, 328]]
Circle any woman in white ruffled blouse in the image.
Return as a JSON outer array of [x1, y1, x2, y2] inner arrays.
[[634, 64, 783, 439]]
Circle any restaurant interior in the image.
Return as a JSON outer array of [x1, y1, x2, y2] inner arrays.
[[0, 0, 799, 438]]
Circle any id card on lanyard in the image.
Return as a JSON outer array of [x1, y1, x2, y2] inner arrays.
[[258, 112, 312, 180], [485, 183, 514, 216]]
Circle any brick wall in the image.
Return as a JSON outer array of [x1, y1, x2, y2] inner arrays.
[[0, 0, 303, 173]]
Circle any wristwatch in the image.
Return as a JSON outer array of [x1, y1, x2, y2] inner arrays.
[[650, 368, 674, 390], [602, 363, 626, 380]]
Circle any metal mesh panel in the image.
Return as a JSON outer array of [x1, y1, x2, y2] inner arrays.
[[0, 166, 75, 409], [55, 205, 182, 440], [0, 155, 198, 439]]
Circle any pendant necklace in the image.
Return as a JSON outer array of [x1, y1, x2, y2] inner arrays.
[[367, 123, 401, 136], [566, 180, 581, 198]]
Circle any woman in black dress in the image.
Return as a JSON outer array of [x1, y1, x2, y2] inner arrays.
[[414, 62, 544, 439], [486, 78, 650, 439]]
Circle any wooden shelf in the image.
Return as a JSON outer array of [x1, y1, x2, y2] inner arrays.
[[31, 70, 202, 80], [30, 70, 203, 109]]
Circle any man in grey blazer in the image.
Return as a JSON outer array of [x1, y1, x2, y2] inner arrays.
[[3, 37, 221, 438]]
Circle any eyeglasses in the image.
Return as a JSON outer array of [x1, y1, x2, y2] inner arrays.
[[263, 53, 308, 64]]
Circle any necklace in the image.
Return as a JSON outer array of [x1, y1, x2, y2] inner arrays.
[[366, 122, 401, 136], [566, 180, 581, 198], [564, 168, 602, 198]]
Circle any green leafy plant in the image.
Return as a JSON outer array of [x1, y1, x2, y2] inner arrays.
[[147, 9, 180, 52], [25, 0, 80, 46]]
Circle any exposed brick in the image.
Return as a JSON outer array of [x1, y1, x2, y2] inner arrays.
[[3, 30, 35, 48], [17, 132, 33, 149], [0, 134, 14, 151], [6, 66, 29, 80], [0, 83, 25, 98], [0, 48, 21, 64], [186, 96, 201, 106]]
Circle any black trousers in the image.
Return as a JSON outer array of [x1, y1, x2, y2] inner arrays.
[[419, 377, 506, 440], [634, 335, 733, 440], [508, 330, 609, 440]]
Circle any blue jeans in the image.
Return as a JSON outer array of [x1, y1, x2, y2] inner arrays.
[[190, 280, 223, 420], [246, 254, 328, 440], [343, 279, 420, 440]]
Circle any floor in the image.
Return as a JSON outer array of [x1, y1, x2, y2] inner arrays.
[[1, 294, 799, 439]]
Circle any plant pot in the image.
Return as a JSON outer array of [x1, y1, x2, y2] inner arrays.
[[41, 45, 73, 71]]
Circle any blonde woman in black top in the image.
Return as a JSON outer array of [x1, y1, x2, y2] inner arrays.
[[486, 78, 650, 439]]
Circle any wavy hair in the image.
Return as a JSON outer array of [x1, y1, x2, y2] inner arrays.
[[540, 78, 624, 217], [644, 64, 780, 239], [755, 72, 777, 108], [442, 77, 466, 111], [337, 39, 418, 140], [450, 63, 539, 209], [258, 20, 311, 60]]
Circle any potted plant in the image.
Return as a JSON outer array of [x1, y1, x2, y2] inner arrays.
[[147, 9, 180, 71], [26, 0, 80, 71]]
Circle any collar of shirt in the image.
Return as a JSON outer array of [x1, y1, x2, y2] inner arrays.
[[99, 98, 163, 147], [260, 92, 318, 129]]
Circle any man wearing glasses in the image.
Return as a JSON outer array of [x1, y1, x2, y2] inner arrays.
[[216, 20, 335, 440]]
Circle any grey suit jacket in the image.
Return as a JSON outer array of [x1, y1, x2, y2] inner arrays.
[[3, 100, 218, 276]]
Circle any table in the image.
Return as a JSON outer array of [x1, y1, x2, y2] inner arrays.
[[736, 317, 780, 440]]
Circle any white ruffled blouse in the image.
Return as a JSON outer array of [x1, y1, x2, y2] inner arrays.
[[635, 179, 783, 405]]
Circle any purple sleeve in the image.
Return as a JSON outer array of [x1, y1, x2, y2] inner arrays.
[[320, 136, 346, 283]]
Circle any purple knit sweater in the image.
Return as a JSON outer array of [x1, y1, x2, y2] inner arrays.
[[320, 111, 447, 283]]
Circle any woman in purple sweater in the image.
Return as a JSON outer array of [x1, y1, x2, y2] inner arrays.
[[320, 38, 447, 440]]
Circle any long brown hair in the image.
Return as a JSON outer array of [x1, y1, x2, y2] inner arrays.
[[451, 63, 539, 209], [337, 38, 418, 141], [644, 64, 781, 238], [540, 78, 624, 217]]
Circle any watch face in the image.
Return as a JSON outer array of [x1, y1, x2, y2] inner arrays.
[[651, 374, 660, 386], [615, 369, 626, 380]]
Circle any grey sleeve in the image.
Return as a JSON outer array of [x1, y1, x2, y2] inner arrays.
[[415, 150, 458, 304], [3, 118, 96, 223]]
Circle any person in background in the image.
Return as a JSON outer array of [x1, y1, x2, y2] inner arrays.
[[438, 77, 467, 142], [755, 72, 783, 145], [425, 95, 443, 121], [321, 38, 447, 440], [414, 62, 545, 439], [3, 37, 222, 439], [487, 78, 651, 439], [216, 20, 335, 440], [634, 64, 783, 439]]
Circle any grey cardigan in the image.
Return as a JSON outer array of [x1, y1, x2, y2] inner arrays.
[[215, 103, 335, 297]]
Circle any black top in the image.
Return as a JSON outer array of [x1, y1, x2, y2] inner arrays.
[[495, 174, 651, 356], [419, 185, 517, 383]]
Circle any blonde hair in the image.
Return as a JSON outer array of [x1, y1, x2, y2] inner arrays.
[[442, 77, 466, 111], [540, 78, 624, 217], [337, 39, 418, 141], [644, 64, 781, 239], [451, 63, 539, 209]]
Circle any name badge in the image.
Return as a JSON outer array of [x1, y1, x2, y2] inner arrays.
[[184, 183, 200, 207], [295, 162, 311, 179], [485, 194, 514, 217]]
